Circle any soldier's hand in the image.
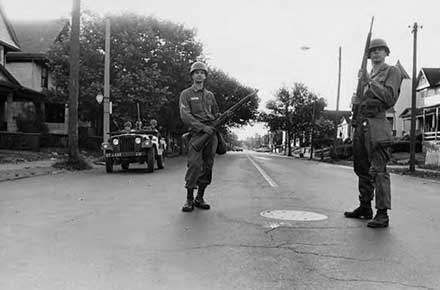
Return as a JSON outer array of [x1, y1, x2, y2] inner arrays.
[[351, 93, 361, 105], [203, 126, 215, 135], [358, 69, 370, 84]]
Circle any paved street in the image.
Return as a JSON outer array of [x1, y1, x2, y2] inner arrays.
[[1, 151, 439, 290]]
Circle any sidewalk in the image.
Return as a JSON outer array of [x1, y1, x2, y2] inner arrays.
[[264, 150, 440, 181], [0, 160, 60, 182]]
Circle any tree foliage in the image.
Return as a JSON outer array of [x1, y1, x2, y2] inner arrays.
[[259, 83, 327, 154], [47, 11, 258, 140]]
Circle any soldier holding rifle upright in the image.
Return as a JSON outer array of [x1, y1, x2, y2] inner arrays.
[[345, 38, 402, 228], [179, 61, 219, 212]]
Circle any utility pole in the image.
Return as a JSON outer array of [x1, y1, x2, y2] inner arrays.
[[334, 46, 342, 157], [336, 46, 342, 111], [68, 0, 80, 161], [103, 18, 111, 140], [409, 22, 421, 172], [310, 101, 316, 160]]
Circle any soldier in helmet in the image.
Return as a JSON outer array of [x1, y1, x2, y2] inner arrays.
[[179, 61, 219, 212], [345, 38, 402, 228], [123, 121, 132, 131]]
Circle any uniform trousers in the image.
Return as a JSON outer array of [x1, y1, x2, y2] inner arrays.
[[185, 133, 218, 190], [353, 121, 391, 209]]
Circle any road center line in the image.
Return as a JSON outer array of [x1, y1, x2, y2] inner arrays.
[[247, 155, 278, 187]]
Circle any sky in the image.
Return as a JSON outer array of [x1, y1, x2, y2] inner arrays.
[[3, 0, 440, 139]]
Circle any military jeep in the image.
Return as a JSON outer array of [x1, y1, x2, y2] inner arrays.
[[101, 129, 167, 173]]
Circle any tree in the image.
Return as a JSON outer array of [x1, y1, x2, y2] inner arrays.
[[47, 12, 258, 152], [260, 83, 327, 156]]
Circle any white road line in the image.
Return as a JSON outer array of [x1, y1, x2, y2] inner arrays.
[[247, 155, 278, 187]]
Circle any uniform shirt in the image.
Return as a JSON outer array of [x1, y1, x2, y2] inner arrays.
[[358, 63, 402, 120], [179, 84, 219, 132]]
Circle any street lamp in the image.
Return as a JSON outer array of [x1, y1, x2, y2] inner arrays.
[[96, 92, 103, 104], [96, 92, 104, 137]]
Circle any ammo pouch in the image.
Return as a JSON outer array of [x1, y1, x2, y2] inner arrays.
[[367, 118, 394, 148], [216, 131, 227, 155]]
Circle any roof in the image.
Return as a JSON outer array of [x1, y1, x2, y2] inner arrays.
[[6, 52, 48, 63], [0, 4, 20, 51], [420, 68, 440, 87], [0, 64, 44, 101], [11, 18, 68, 53], [0, 64, 21, 87], [399, 107, 424, 118], [396, 60, 410, 79]]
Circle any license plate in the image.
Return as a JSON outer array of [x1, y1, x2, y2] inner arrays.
[[105, 152, 146, 157]]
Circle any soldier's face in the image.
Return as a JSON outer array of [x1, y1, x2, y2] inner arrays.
[[192, 70, 206, 83], [369, 47, 387, 63]]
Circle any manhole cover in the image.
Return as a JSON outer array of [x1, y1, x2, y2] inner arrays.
[[260, 210, 327, 221]]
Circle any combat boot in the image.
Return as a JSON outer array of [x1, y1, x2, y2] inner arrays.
[[194, 187, 210, 210], [367, 209, 389, 228], [182, 188, 195, 212], [344, 202, 373, 219]]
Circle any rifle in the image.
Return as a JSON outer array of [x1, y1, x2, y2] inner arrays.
[[135, 103, 142, 130], [352, 17, 374, 126], [189, 90, 258, 152]]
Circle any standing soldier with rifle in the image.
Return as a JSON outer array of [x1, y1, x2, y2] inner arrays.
[[345, 31, 402, 228], [179, 61, 219, 212]]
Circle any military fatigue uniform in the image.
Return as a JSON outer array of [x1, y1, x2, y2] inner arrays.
[[353, 63, 402, 210], [179, 85, 219, 190]]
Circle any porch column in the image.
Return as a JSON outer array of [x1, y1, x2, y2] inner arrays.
[[436, 107, 439, 141], [422, 108, 426, 142], [64, 104, 69, 134], [6, 93, 17, 132]]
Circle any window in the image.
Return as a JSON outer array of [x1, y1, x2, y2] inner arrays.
[[41, 66, 49, 89]]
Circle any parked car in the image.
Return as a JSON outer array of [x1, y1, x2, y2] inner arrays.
[[101, 129, 167, 173]]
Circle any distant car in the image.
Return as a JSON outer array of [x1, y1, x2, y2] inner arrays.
[[232, 146, 244, 152], [255, 146, 271, 152], [101, 129, 167, 173]]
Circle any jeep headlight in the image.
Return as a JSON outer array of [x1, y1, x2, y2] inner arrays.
[[135, 137, 142, 144], [112, 138, 119, 146]]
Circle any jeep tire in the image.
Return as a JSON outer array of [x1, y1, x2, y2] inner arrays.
[[121, 161, 129, 170], [105, 158, 114, 173], [156, 153, 164, 169], [146, 148, 155, 173]]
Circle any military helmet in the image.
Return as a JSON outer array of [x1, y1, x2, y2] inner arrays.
[[190, 61, 208, 75], [368, 38, 390, 55]]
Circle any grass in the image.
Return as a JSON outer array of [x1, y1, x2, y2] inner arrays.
[[387, 167, 440, 180]]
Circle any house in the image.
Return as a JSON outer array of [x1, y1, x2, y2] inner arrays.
[[387, 60, 411, 137], [322, 110, 352, 140], [0, 5, 46, 135], [399, 67, 440, 166], [6, 18, 69, 134], [400, 67, 440, 142]]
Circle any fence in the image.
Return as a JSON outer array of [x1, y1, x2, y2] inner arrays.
[[0, 132, 40, 150], [424, 131, 439, 141]]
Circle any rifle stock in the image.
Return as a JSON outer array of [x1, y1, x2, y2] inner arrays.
[[352, 17, 374, 126], [190, 90, 258, 152]]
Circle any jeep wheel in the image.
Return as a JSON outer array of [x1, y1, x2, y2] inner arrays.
[[146, 148, 155, 173], [105, 158, 114, 173], [121, 161, 129, 170], [156, 153, 164, 169]]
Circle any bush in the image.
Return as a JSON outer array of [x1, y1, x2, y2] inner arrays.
[[16, 106, 48, 134]]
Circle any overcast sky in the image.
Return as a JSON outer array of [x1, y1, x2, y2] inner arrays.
[[3, 0, 439, 138]]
